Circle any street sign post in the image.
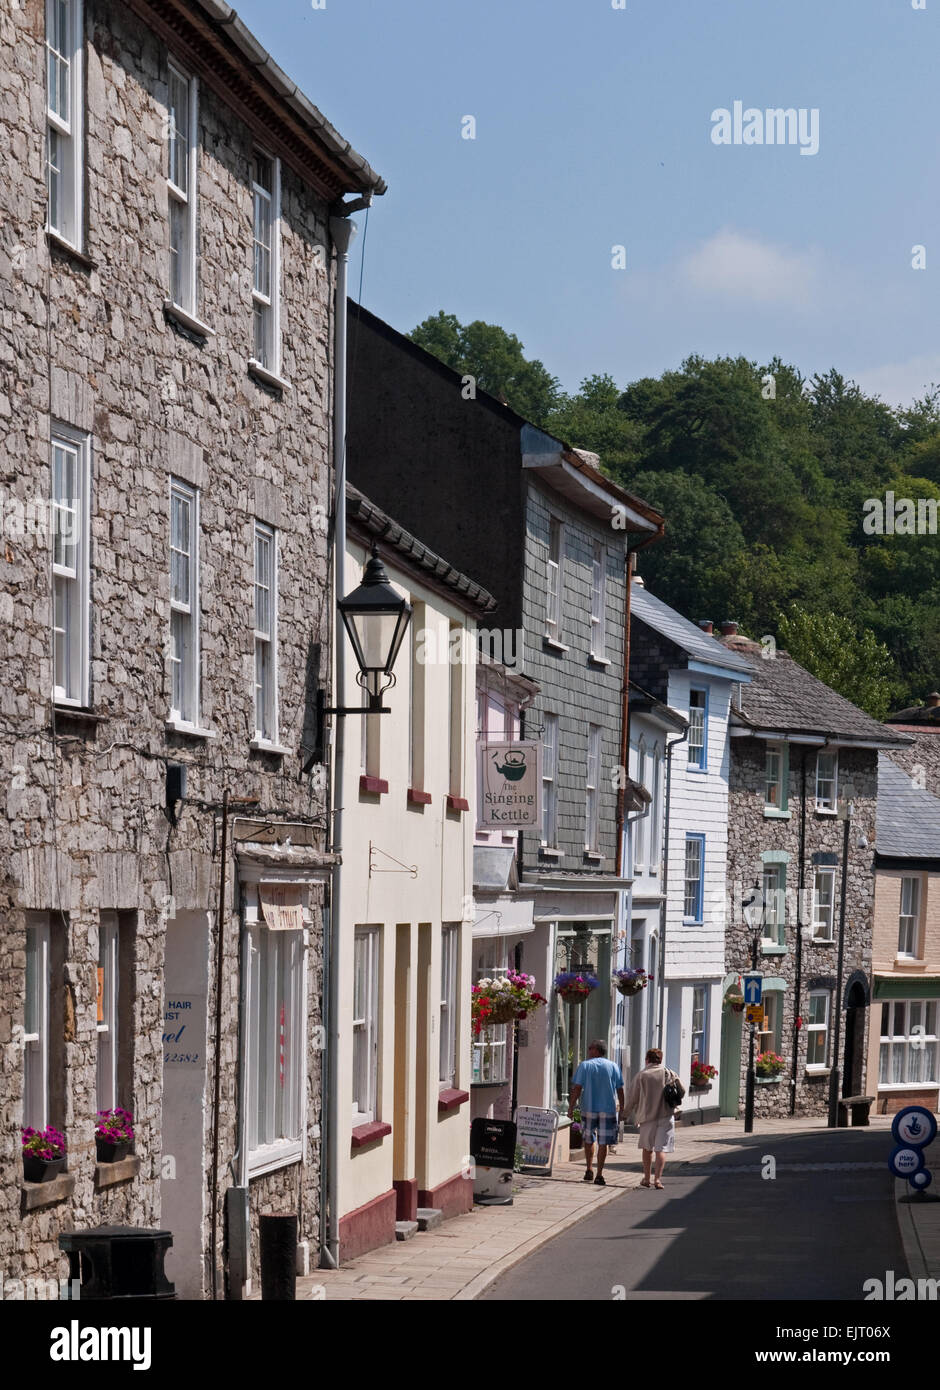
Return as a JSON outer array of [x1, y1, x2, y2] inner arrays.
[[890, 1105, 937, 1198], [746, 1004, 764, 1026]]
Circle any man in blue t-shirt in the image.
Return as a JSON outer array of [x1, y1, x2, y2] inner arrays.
[[569, 1040, 625, 1186]]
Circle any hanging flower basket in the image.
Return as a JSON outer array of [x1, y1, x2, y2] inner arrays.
[[613, 967, 651, 997], [21, 1126, 66, 1183], [472, 973, 546, 1037], [554, 972, 600, 1006]]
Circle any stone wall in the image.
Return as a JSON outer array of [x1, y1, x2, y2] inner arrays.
[[1, 0, 334, 1291], [725, 741, 878, 1119]]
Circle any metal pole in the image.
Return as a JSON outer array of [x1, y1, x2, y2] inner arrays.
[[743, 930, 758, 1134], [828, 810, 851, 1128], [210, 787, 229, 1300]]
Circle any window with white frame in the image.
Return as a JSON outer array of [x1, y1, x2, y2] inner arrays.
[[440, 924, 459, 1087], [541, 713, 558, 846], [585, 724, 601, 851], [96, 912, 118, 1112], [758, 990, 782, 1056], [684, 834, 705, 921], [352, 927, 380, 1122], [762, 864, 786, 946], [649, 746, 661, 872], [250, 152, 280, 372], [167, 62, 197, 313], [812, 867, 836, 941], [253, 522, 277, 743], [880, 1000, 939, 1087], [471, 942, 508, 1084], [590, 541, 606, 659], [51, 426, 90, 705], [687, 689, 707, 768], [815, 751, 838, 812], [805, 990, 830, 1068], [634, 740, 648, 872], [546, 519, 563, 639], [169, 478, 199, 725], [765, 743, 787, 811], [898, 876, 922, 959], [24, 916, 51, 1130], [691, 985, 707, 1064], [45, 0, 83, 248], [247, 922, 304, 1162]]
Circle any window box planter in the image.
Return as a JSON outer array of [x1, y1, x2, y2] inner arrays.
[[689, 1083, 712, 1095], [23, 1155, 66, 1184], [95, 1138, 132, 1164]]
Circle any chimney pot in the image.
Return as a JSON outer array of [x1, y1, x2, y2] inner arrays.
[[698, 620, 714, 634], [720, 620, 738, 636], [927, 691, 940, 708]]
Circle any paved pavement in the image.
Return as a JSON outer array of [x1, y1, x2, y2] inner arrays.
[[268, 1114, 938, 1301]]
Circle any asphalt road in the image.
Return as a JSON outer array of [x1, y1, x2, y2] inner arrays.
[[480, 1127, 907, 1301]]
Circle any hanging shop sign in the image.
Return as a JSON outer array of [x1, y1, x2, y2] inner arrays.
[[479, 741, 542, 829]]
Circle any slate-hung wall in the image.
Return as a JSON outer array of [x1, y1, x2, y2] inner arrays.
[[522, 482, 626, 870], [1, 0, 339, 1289]]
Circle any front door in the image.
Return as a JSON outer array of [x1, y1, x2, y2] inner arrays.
[[719, 1007, 742, 1117]]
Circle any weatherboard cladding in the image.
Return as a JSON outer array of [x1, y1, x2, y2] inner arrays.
[[877, 754, 940, 859]]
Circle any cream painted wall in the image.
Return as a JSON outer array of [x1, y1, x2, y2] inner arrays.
[[866, 868, 940, 1104], [336, 538, 477, 1221]]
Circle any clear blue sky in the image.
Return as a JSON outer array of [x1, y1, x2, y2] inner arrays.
[[236, 0, 939, 405]]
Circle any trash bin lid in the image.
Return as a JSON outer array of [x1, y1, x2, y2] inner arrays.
[[60, 1225, 172, 1243]]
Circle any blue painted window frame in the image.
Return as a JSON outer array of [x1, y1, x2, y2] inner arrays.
[[687, 686, 708, 771], [683, 833, 706, 923]]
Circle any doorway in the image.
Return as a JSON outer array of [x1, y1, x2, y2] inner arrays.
[[719, 1007, 743, 1118], [842, 979, 868, 1097]]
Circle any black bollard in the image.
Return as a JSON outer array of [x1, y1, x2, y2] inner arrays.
[[259, 1214, 297, 1300]]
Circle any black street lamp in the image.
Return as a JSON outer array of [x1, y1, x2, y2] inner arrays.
[[742, 879, 761, 1134], [315, 544, 413, 753]]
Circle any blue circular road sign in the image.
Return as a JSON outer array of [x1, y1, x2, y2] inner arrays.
[[889, 1145, 926, 1179], [910, 1168, 932, 1191], [891, 1106, 937, 1148]]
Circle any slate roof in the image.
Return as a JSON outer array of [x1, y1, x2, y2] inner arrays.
[[877, 754, 940, 859], [885, 699, 940, 728], [629, 585, 754, 676], [717, 635, 911, 747]]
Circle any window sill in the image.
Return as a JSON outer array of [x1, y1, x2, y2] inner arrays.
[[763, 807, 792, 819], [815, 807, 838, 817], [894, 957, 926, 967], [53, 704, 107, 724], [683, 918, 704, 927], [583, 851, 604, 864], [588, 654, 611, 668], [248, 358, 292, 392], [760, 944, 788, 956], [809, 937, 834, 946], [756, 1076, 782, 1085], [47, 230, 95, 270], [408, 788, 432, 806], [878, 1082, 940, 1091], [804, 1067, 831, 1078], [163, 300, 216, 339], [539, 846, 563, 858], [359, 774, 389, 796], [351, 1121, 392, 1149], [21, 1172, 76, 1211], [94, 1155, 141, 1190], [446, 794, 470, 812], [249, 738, 290, 756], [165, 718, 216, 740], [437, 1088, 470, 1114], [248, 1141, 303, 1178], [687, 765, 708, 774], [542, 635, 569, 653], [471, 1080, 510, 1090]]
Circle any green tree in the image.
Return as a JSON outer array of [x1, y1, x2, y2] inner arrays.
[[775, 605, 901, 720], [409, 311, 560, 423]]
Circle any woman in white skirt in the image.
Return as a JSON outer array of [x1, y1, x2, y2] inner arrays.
[[626, 1047, 675, 1189]]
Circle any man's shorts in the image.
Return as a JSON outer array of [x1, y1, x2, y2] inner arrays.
[[580, 1111, 618, 1146]]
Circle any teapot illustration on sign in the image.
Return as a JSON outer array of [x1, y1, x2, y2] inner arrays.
[[493, 750, 527, 782]]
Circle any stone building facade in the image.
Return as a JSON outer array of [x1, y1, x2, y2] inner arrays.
[[718, 632, 910, 1120], [1, 0, 382, 1296]]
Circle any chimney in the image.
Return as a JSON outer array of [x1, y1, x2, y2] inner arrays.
[[698, 620, 713, 634], [927, 692, 940, 708], [633, 574, 645, 588], [720, 620, 738, 637]]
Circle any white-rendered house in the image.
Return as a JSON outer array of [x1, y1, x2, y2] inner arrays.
[[333, 487, 495, 1258], [628, 584, 752, 1121]]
